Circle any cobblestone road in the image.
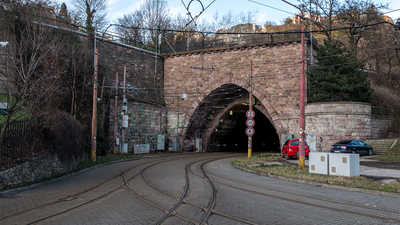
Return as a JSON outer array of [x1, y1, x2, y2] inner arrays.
[[1, 152, 400, 225]]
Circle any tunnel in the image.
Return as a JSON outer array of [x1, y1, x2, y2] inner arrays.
[[207, 104, 280, 153], [183, 84, 281, 153]]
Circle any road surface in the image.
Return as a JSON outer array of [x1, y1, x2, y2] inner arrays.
[[1, 152, 400, 225]]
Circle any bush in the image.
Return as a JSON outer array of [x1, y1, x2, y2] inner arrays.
[[39, 111, 85, 161]]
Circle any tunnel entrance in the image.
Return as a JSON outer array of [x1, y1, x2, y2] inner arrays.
[[207, 104, 280, 153], [183, 84, 280, 153]]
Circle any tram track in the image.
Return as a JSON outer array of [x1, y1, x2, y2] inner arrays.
[[199, 159, 400, 224], [3, 153, 398, 225], [208, 167, 400, 215], [0, 153, 199, 225], [137, 154, 260, 225]]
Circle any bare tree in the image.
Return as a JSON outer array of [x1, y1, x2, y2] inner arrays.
[[336, 0, 386, 54], [73, 0, 106, 33], [117, 11, 145, 45], [117, 0, 171, 48], [0, 1, 63, 141], [298, 0, 340, 40]]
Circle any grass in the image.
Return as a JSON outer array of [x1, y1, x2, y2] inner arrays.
[[233, 153, 400, 194], [0, 94, 29, 125], [0, 153, 141, 192], [371, 140, 400, 162]]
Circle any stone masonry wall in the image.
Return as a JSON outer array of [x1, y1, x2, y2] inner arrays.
[[109, 99, 166, 153], [96, 40, 165, 153], [305, 102, 372, 152], [164, 43, 304, 149], [371, 118, 392, 139], [0, 153, 84, 190]]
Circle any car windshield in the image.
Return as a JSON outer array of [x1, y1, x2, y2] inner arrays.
[[335, 140, 352, 145], [290, 140, 309, 146]]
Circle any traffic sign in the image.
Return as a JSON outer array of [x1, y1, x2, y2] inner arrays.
[[246, 110, 255, 118], [246, 119, 255, 127], [245, 127, 255, 137]]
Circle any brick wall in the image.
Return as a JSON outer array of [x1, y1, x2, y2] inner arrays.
[[164, 43, 304, 149]]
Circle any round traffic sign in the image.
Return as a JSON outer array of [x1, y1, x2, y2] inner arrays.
[[246, 119, 255, 127], [246, 110, 255, 118], [245, 127, 255, 137]]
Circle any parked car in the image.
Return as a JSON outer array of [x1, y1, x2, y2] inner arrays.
[[281, 139, 310, 159], [330, 140, 373, 156]]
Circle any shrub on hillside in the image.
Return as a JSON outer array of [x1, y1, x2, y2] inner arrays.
[[39, 111, 85, 161]]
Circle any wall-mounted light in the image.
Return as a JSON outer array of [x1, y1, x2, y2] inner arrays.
[[229, 110, 233, 115], [181, 93, 188, 100]]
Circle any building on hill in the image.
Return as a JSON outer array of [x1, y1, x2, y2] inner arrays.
[[382, 15, 394, 24], [216, 23, 263, 43], [291, 14, 323, 25]]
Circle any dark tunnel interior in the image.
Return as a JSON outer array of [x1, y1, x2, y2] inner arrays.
[[207, 104, 281, 153]]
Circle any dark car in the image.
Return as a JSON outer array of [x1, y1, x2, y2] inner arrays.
[[330, 140, 373, 156]]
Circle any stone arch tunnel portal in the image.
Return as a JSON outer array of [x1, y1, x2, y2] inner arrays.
[[184, 84, 280, 153]]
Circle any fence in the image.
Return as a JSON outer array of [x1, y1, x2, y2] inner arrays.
[[161, 32, 304, 53], [0, 120, 38, 171]]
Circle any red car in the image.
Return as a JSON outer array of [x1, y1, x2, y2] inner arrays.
[[281, 139, 310, 159]]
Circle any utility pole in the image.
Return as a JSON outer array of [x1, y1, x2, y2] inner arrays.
[[248, 61, 253, 159], [121, 66, 128, 153], [281, 0, 306, 169], [299, 10, 306, 169], [113, 72, 119, 154], [91, 47, 99, 162], [309, 0, 313, 64]]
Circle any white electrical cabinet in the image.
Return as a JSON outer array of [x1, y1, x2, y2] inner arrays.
[[123, 143, 128, 153], [329, 153, 360, 177], [309, 152, 329, 175], [122, 115, 129, 128]]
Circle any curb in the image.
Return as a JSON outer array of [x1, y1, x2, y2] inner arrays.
[[232, 162, 400, 197], [0, 156, 143, 195]]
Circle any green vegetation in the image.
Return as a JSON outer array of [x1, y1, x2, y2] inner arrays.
[[0, 94, 29, 125], [308, 40, 372, 103], [233, 153, 400, 194]]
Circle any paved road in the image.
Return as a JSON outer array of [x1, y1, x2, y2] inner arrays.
[[1, 152, 400, 225]]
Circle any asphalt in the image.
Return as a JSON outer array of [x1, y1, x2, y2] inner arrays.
[[1, 153, 400, 225]]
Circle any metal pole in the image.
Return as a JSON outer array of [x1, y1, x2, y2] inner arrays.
[[113, 72, 119, 154], [248, 61, 253, 159], [280, 0, 306, 169], [91, 48, 99, 162], [309, 0, 313, 64], [299, 11, 306, 169], [122, 66, 127, 153]]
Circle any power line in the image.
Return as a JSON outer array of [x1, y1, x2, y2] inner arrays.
[[247, 0, 297, 16]]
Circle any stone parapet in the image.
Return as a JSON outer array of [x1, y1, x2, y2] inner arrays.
[[306, 102, 372, 152]]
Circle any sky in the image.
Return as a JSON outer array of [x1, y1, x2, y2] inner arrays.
[[56, 0, 400, 26]]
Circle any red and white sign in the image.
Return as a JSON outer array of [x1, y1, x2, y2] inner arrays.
[[246, 119, 255, 127], [246, 110, 255, 118], [245, 127, 255, 137]]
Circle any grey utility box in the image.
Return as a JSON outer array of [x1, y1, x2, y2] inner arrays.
[[309, 152, 329, 175], [329, 153, 360, 177]]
